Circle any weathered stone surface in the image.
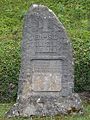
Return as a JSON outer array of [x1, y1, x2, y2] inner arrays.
[[32, 60, 62, 91], [6, 4, 83, 117]]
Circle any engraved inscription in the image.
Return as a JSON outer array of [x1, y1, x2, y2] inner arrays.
[[32, 60, 62, 91], [35, 32, 60, 54]]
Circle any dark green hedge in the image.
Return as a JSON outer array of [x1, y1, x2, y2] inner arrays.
[[0, 0, 90, 102]]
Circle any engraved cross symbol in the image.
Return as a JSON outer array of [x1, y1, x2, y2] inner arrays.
[[43, 17, 48, 31]]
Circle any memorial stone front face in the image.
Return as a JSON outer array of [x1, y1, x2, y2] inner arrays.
[[6, 4, 83, 117]]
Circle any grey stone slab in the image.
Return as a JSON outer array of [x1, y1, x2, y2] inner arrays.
[[6, 4, 83, 117]]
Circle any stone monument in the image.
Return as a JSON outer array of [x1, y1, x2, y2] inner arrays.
[[6, 4, 83, 117]]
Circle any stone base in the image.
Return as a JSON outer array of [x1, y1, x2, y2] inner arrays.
[[6, 93, 83, 117]]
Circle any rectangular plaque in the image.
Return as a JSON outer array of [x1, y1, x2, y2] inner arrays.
[[32, 60, 62, 91]]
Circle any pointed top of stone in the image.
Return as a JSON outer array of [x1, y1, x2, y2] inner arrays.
[[31, 4, 47, 8], [27, 4, 65, 30], [30, 4, 48, 11], [30, 4, 53, 13]]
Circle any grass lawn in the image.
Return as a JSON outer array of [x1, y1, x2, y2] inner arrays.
[[0, 102, 90, 120]]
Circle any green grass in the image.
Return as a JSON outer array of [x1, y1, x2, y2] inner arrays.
[[0, 1, 90, 119], [0, 102, 90, 120]]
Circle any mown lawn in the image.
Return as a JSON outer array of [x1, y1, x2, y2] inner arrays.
[[0, 102, 90, 120]]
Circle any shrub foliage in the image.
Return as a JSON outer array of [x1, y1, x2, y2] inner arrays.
[[0, 0, 90, 102]]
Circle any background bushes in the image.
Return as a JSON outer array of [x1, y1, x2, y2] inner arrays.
[[0, 0, 90, 102]]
